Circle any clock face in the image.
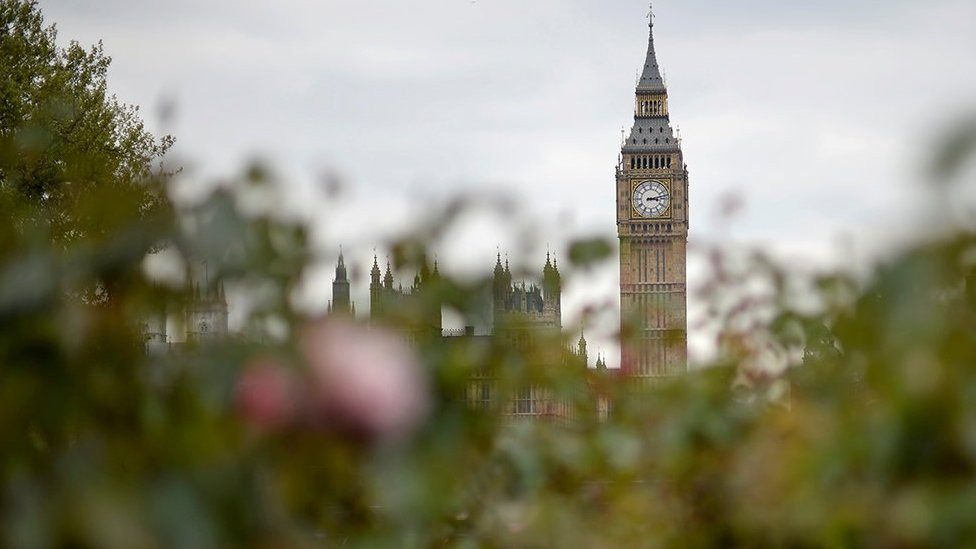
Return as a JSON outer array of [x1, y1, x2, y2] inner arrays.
[[633, 180, 671, 218]]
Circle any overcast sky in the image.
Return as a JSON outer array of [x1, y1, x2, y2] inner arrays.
[[39, 0, 976, 364]]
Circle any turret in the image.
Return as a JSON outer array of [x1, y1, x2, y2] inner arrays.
[[383, 260, 394, 290], [370, 255, 382, 319], [185, 262, 229, 341], [493, 252, 507, 306], [577, 331, 588, 367], [542, 252, 562, 325], [332, 250, 351, 315], [543, 252, 561, 301], [370, 255, 381, 287]]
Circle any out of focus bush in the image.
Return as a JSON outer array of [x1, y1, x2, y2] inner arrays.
[[4, 1, 976, 547]]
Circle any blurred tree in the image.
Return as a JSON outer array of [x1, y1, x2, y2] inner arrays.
[[0, 0, 173, 249]]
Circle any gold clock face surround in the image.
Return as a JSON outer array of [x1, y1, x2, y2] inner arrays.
[[632, 179, 672, 218]]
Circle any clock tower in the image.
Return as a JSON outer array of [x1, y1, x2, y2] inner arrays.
[[617, 10, 688, 380]]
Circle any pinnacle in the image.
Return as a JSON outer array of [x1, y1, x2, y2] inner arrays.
[[636, 5, 666, 93], [334, 248, 348, 282]]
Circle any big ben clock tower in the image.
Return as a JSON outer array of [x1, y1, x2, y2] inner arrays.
[[617, 9, 688, 380]]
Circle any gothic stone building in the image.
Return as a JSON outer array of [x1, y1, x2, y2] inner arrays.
[[331, 250, 593, 421], [326, 11, 690, 413], [149, 11, 687, 411], [143, 269, 229, 354]]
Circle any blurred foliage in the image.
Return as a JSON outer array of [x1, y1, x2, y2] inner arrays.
[[4, 1, 976, 547]]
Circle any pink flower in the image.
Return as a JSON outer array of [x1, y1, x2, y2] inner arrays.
[[300, 319, 429, 443], [235, 359, 299, 432]]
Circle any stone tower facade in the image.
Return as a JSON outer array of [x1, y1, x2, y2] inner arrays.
[[616, 12, 688, 379], [141, 262, 228, 349], [369, 256, 442, 340], [492, 253, 562, 344], [331, 250, 351, 315], [185, 279, 228, 342]]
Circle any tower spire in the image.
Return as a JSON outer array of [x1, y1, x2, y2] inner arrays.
[[637, 3, 666, 93], [332, 248, 351, 315], [370, 253, 381, 287], [624, 3, 676, 152], [335, 247, 347, 282], [383, 258, 394, 289]]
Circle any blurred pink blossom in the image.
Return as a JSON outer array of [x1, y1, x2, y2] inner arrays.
[[235, 358, 299, 431], [235, 319, 429, 444], [301, 319, 429, 443]]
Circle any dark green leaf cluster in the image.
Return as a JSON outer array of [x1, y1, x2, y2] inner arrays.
[[0, 0, 173, 250]]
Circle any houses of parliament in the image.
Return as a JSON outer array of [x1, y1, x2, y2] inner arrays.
[[147, 11, 689, 412], [333, 10, 691, 382]]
